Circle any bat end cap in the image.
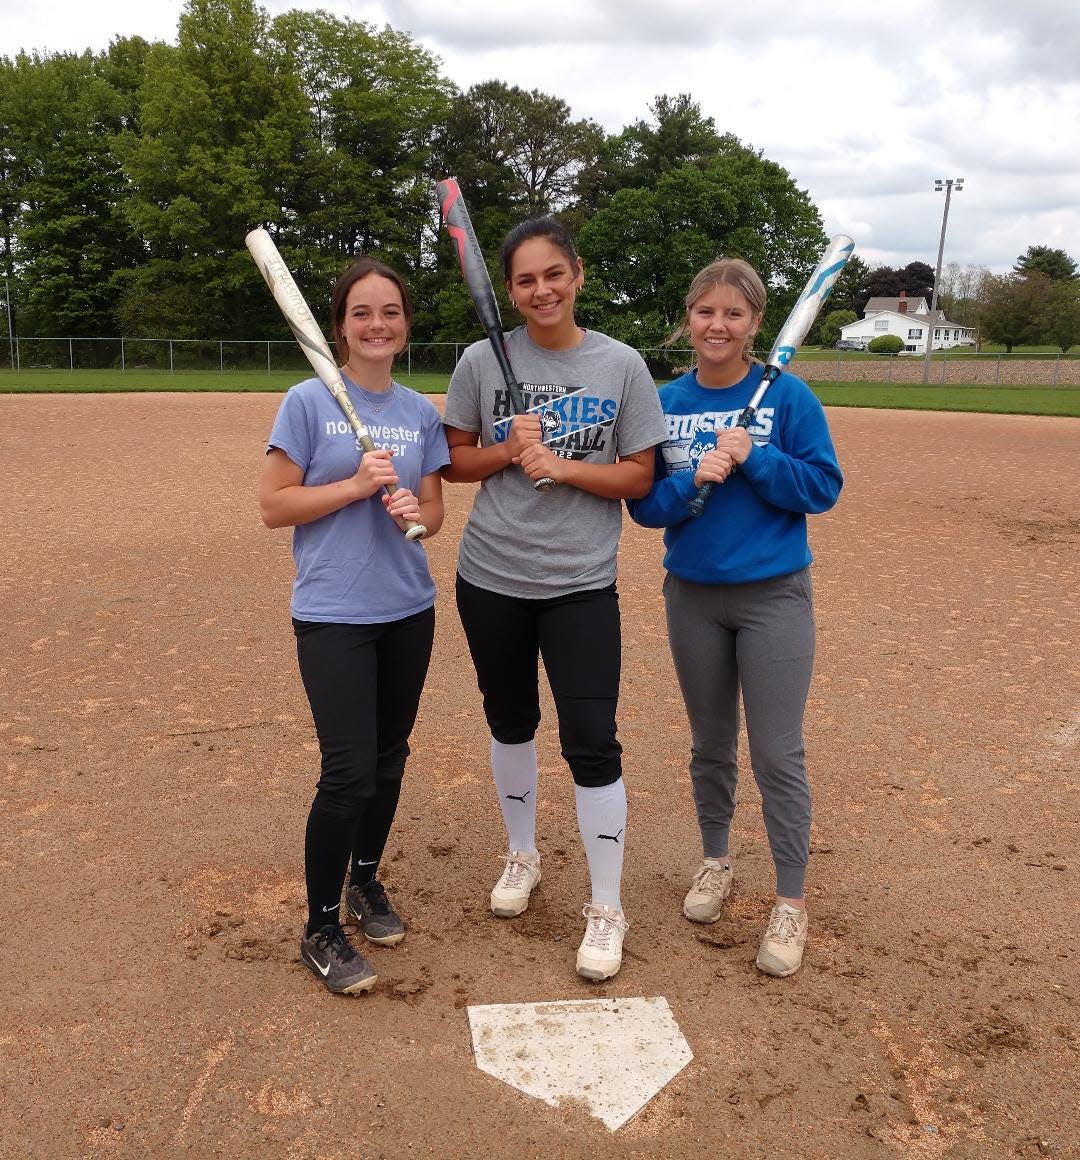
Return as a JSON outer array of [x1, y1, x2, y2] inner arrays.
[[404, 524, 427, 541]]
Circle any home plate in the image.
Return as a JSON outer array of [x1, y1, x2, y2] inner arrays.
[[467, 997, 692, 1131]]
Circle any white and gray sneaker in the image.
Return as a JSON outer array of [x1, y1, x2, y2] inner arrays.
[[682, 859, 733, 923], [756, 903, 808, 977], [576, 904, 629, 981], [490, 851, 541, 918]]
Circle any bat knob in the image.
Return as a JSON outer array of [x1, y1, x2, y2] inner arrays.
[[533, 477, 557, 493], [404, 523, 427, 541]]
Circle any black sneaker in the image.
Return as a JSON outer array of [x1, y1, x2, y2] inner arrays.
[[300, 925, 377, 994], [346, 879, 406, 946]]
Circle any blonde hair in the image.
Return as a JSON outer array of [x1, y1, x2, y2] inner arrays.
[[666, 258, 766, 359]]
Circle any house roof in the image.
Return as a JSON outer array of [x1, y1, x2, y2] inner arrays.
[[842, 310, 975, 332], [864, 295, 932, 316]]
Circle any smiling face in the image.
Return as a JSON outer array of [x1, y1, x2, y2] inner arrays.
[[338, 273, 408, 371], [506, 236, 584, 349], [687, 283, 762, 387]]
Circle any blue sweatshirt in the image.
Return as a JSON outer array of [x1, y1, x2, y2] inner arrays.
[[626, 365, 842, 584]]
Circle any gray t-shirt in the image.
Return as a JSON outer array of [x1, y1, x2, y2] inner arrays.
[[444, 327, 666, 598]]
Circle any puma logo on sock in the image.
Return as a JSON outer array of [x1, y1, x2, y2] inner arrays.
[[597, 828, 624, 843], [506, 791, 532, 803]]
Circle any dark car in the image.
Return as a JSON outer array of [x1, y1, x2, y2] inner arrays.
[[835, 339, 867, 351]]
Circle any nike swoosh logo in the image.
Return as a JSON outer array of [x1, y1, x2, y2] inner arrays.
[[322, 904, 338, 912], [312, 956, 331, 977]]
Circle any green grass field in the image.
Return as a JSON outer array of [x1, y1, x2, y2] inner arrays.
[[1, 368, 1078, 417]]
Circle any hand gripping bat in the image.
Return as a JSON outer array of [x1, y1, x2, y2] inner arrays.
[[245, 228, 426, 540], [436, 177, 556, 492], [688, 235, 855, 518]]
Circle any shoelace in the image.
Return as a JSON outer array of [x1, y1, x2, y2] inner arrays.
[[500, 856, 536, 889], [764, 909, 803, 946], [692, 864, 730, 894], [314, 925, 359, 962], [581, 905, 629, 949], [359, 882, 391, 916]]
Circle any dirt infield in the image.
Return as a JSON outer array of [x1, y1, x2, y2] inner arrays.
[[2, 394, 1077, 1159]]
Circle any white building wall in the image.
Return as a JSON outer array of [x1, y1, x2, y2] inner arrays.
[[840, 311, 975, 352]]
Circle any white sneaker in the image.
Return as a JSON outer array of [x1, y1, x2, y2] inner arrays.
[[682, 859, 733, 923], [576, 904, 629, 981], [490, 851, 541, 918], [756, 903, 808, 977]]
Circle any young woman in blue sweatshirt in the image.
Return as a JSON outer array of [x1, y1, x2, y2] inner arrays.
[[627, 257, 842, 977]]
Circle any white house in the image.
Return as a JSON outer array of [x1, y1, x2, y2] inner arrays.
[[840, 290, 976, 353]]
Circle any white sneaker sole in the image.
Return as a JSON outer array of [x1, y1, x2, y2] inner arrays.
[[362, 929, 406, 946], [577, 958, 621, 981], [756, 949, 804, 978], [682, 901, 725, 924], [491, 896, 531, 918], [340, 974, 379, 994]]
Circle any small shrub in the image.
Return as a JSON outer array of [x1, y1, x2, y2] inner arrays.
[[868, 334, 905, 355]]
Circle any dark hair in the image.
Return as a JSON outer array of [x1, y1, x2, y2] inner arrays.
[[500, 216, 580, 282], [329, 258, 413, 363]]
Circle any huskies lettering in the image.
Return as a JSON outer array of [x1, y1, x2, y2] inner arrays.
[[667, 408, 774, 443], [546, 395, 616, 427]]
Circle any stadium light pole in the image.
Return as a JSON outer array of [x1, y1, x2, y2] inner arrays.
[[922, 177, 964, 384]]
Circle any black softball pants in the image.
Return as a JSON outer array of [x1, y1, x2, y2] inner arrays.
[[293, 608, 435, 928], [455, 575, 622, 788]]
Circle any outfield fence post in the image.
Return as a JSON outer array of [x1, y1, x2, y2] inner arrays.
[[121, 337, 125, 372], [266, 341, 271, 374], [15, 337, 20, 370], [69, 338, 73, 371], [219, 341, 224, 373], [995, 357, 1001, 385], [169, 340, 174, 373], [1052, 353, 1059, 386]]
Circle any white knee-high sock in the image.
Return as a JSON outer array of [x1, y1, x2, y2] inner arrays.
[[491, 738, 538, 855], [575, 779, 626, 910]]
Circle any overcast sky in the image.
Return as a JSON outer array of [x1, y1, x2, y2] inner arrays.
[[6, 0, 1079, 274]]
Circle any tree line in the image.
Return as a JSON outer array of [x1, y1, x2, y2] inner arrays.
[[3, 0, 1075, 365], [0, 0, 829, 366]]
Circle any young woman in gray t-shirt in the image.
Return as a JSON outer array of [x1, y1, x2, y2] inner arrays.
[[443, 217, 666, 982]]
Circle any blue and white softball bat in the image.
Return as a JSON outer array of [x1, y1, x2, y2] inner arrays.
[[687, 234, 855, 519]]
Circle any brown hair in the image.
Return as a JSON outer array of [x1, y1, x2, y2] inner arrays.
[[666, 258, 766, 357], [329, 258, 413, 363]]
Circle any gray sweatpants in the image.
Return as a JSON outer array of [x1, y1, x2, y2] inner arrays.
[[664, 569, 815, 900]]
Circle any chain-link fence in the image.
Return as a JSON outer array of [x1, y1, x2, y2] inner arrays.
[[0, 336, 698, 380], [0, 337, 315, 373], [0, 336, 1076, 385]]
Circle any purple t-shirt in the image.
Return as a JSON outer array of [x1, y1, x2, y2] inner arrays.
[[267, 375, 450, 624]]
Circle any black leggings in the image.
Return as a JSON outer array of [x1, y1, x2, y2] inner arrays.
[[293, 608, 435, 927], [455, 575, 622, 788]]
